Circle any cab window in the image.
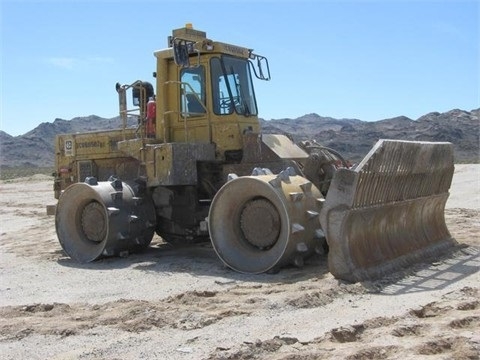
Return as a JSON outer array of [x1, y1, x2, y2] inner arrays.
[[180, 66, 206, 116], [211, 56, 258, 116]]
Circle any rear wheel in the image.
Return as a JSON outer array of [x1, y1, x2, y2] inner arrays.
[[56, 179, 156, 262]]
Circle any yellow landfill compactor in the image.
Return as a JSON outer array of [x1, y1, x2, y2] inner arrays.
[[52, 25, 456, 282]]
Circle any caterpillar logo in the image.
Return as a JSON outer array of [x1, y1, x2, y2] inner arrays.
[[64, 139, 74, 156]]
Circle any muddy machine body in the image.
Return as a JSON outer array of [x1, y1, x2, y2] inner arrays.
[[53, 25, 455, 282]]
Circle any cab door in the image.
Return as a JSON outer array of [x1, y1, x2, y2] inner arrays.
[[168, 60, 211, 144]]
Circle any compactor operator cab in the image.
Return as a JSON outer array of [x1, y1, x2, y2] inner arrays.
[[118, 24, 271, 160]]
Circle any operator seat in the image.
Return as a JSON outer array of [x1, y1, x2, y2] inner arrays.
[[186, 93, 205, 114]]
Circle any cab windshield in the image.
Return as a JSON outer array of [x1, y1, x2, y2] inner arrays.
[[210, 56, 258, 116]]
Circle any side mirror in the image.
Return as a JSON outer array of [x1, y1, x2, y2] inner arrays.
[[173, 39, 191, 68], [249, 54, 271, 81]]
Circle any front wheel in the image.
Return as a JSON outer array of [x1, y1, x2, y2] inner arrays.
[[208, 169, 326, 274]]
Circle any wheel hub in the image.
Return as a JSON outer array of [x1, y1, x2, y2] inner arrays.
[[81, 201, 107, 243], [240, 198, 280, 249]]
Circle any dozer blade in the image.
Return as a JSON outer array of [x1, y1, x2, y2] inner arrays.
[[320, 140, 456, 282]]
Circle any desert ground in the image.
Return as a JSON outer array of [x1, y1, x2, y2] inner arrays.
[[0, 165, 479, 360]]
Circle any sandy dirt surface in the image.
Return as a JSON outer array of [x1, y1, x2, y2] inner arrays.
[[0, 165, 479, 360]]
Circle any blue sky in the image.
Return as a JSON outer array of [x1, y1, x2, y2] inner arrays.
[[1, 0, 478, 136]]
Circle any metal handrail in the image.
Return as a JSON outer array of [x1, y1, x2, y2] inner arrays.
[[116, 80, 150, 140]]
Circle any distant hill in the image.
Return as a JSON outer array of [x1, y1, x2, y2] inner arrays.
[[260, 108, 479, 163], [0, 109, 478, 168]]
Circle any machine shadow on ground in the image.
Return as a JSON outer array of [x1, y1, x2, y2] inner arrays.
[[361, 244, 480, 295], [56, 235, 331, 285], [55, 236, 479, 291]]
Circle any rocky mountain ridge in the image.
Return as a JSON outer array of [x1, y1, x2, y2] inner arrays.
[[0, 109, 478, 168], [260, 108, 479, 163]]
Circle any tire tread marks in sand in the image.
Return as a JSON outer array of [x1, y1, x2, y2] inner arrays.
[[207, 287, 480, 360]]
